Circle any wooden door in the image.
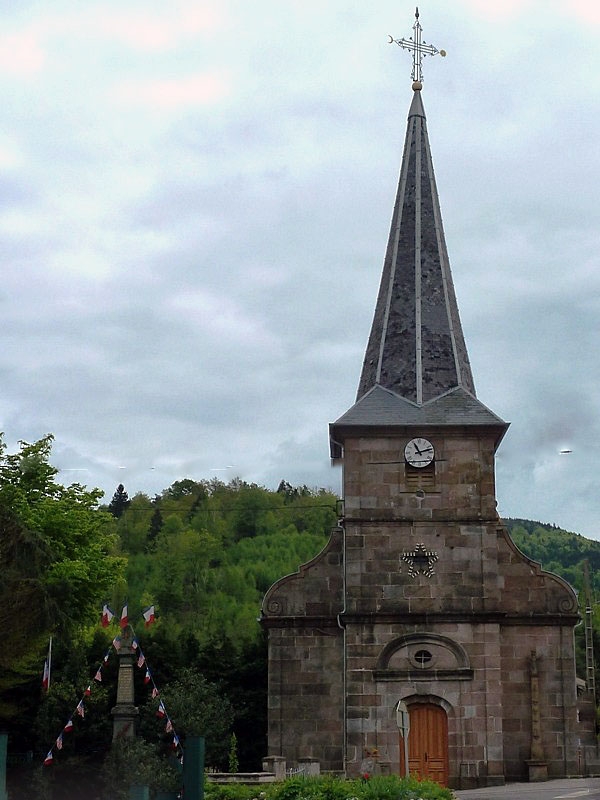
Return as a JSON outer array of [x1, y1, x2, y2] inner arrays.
[[400, 703, 448, 786]]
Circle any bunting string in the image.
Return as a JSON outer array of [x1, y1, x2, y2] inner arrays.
[[43, 644, 112, 765], [44, 604, 182, 766]]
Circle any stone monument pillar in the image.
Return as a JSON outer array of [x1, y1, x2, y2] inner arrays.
[[527, 650, 548, 781], [111, 625, 139, 739]]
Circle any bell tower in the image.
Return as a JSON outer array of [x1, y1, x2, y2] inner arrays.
[[262, 11, 586, 787]]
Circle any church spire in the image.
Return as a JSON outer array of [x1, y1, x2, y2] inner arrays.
[[331, 13, 507, 451], [356, 79, 475, 405]]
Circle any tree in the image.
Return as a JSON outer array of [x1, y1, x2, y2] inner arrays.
[[149, 507, 163, 537], [108, 483, 130, 518], [139, 667, 234, 769], [0, 434, 126, 725]]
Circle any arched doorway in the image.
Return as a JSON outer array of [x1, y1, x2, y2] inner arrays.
[[400, 703, 448, 786]]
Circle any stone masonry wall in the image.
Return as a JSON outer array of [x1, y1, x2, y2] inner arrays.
[[267, 627, 344, 772], [344, 619, 505, 785], [262, 424, 587, 786], [500, 624, 580, 780]]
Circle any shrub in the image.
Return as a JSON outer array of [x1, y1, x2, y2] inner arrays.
[[204, 775, 454, 800], [205, 783, 261, 800]]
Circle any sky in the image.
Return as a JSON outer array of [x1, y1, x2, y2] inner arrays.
[[1, 0, 600, 537]]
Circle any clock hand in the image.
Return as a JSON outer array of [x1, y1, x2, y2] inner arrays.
[[414, 444, 423, 455]]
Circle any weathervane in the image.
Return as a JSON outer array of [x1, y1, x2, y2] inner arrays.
[[388, 7, 446, 87]]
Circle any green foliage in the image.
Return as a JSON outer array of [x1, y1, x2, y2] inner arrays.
[[505, 518, 600, 595], [205, 782, 260, 800], [34, 677, 113, 756], [272, 775, 350, 800], [228, 732, 240, 773], [355, 774, 453, 800], [108, 483, 131, 518], [0, 434, 126, 726], [117, 479, 336, 657], [101, 737, 181, 798], [138, 666, 234, 770], [205, 775, 453, 800]]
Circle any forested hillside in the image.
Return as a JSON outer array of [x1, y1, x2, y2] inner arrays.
[[2, 435, 600, 797], [505, 517, 600, 596], [0, 437, 336, 796]]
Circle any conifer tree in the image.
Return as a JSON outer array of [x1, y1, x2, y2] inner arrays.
[[108, 483, 130, 518]]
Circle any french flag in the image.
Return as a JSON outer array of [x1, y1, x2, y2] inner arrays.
[[142, 605, 156, 627], [42, 659, 50, 692], [101, 604, 114, 628], [120, 604, 128, 629]]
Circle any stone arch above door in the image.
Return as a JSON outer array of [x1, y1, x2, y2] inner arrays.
[[374, 633, 473, 681]]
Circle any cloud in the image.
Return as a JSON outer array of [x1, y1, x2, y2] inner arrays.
[[90, 4, 224, 52], [568, 0, 600, 25], [1, 0, 600, 539], [0, 30, 45, 76], [113, 72, 230, 110]]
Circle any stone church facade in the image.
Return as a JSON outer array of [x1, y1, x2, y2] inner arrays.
[[260, 72, 596, 787]]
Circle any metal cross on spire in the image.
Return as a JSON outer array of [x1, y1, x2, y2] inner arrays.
[[388, 7, 446, 86]]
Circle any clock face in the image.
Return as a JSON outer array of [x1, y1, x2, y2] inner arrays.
[[404, 437, 435, 468]]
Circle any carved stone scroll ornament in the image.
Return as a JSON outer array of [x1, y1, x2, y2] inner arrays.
[[266, 598, 284, 616]]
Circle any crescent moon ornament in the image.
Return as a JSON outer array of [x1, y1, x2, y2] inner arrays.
[[388, 35, 394, 43]]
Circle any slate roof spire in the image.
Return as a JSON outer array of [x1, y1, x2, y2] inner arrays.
[[330, 19, 508, 451], [356, 82, 475, 406]]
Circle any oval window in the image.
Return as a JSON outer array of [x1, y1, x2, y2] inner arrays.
[[414, 649, 433, 667]]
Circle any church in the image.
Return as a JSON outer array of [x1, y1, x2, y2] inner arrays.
[[260, 13, 596, 789]]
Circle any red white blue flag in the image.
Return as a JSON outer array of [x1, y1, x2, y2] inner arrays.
[[42, 637, 52, 691], [101, 604, 114, 628], [142, 605, 156, 626], [42, 658, 50, 691]]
